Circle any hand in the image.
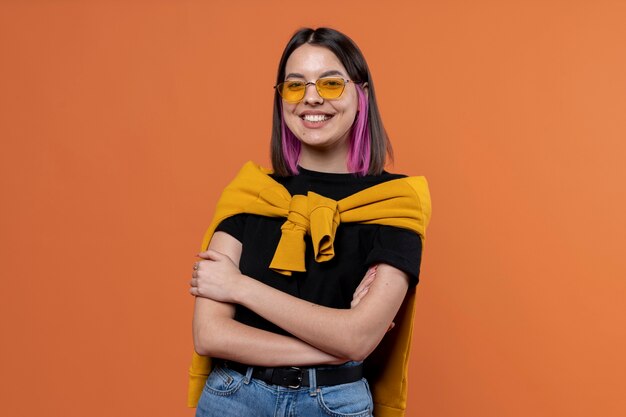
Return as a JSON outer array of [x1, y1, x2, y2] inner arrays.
[[350, 264, 378, 309], [350, 264, 395, 332], [189, 249, 244, 303]]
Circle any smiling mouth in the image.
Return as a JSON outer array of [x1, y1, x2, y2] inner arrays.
[[301, 114, 334, 123]]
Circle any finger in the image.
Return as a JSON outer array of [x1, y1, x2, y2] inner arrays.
[[353, 270, 376, 296], [197, 249, 225, 260], [352, 282, 372, 304], [196, 251, 211, 259], [361, 272, 376, 288], [350, 287, 369, 308], [350, 288, 368, 308], [365, 264, 378, 278], [354, 270, 375, 293], [350, 293, 363, 308], [189, 278, 198, 287], [196, 250, 217, 259]]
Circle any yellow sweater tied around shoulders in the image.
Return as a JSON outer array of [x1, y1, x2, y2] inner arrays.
[[188, 161, 431, 417]]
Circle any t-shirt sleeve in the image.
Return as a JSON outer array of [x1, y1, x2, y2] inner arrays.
[[365, 225, 423, 286], [214, 213, 248, 243]]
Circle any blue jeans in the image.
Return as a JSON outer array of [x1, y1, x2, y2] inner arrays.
[[195, 361, 374, 417]]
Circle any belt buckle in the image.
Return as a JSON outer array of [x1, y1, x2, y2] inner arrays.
[[287, 367, 303, 389]]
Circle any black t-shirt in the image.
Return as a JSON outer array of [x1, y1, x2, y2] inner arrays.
[[215, 165, 423, 336]]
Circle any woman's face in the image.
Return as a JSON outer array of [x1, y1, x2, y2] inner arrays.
[[281, 44, 361, 154]]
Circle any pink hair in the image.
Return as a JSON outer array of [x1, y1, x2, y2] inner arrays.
[[347, 84, 371, 175], [280, 100, 302, 175], [280, 83, 371, 176]]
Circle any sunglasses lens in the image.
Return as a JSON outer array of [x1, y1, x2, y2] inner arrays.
[[317, 78, 345, 99], [278, 80, 306, 102], [277, 78, 347, 102]]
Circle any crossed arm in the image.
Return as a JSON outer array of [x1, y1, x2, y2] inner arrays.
[[191, 231, 410, 363]]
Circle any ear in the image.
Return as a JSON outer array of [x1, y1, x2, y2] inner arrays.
[[362, 82, 369, 98]]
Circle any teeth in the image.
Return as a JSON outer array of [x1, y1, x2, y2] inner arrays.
[[302, 114, 331, 122]]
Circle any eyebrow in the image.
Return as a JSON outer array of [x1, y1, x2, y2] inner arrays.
[[285, 70, 345, 79]]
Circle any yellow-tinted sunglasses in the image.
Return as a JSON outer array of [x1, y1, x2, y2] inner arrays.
[[274, 77, 354, 103]]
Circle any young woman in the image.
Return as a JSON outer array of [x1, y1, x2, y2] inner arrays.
[[187, 27, 431, 417]]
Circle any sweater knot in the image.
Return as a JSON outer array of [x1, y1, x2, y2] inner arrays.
[[269, 192, 340, 275]]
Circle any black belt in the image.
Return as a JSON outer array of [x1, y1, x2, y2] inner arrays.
[[222, 360, 363, 389]]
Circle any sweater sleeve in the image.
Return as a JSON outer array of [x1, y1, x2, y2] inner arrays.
[[365, 225, 423, 286]]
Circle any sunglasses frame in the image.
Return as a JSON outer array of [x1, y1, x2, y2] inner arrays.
[[274, 77, 356, 103]]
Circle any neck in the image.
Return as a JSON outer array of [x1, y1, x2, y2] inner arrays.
[[298, 141, 350, 174]]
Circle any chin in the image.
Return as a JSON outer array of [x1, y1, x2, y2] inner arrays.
[[301, 137, 347, 151]]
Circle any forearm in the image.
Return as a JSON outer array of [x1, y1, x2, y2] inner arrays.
[[191, 233, 408, 362], [193, 297, 346, 366], [233, 264, 409, 361], [234, 281, 366, 360]]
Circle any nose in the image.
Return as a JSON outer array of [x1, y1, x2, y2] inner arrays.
[[303, 82, 323, 105]]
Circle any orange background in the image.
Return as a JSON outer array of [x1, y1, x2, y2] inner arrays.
[[1, 1, 625, 416]]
